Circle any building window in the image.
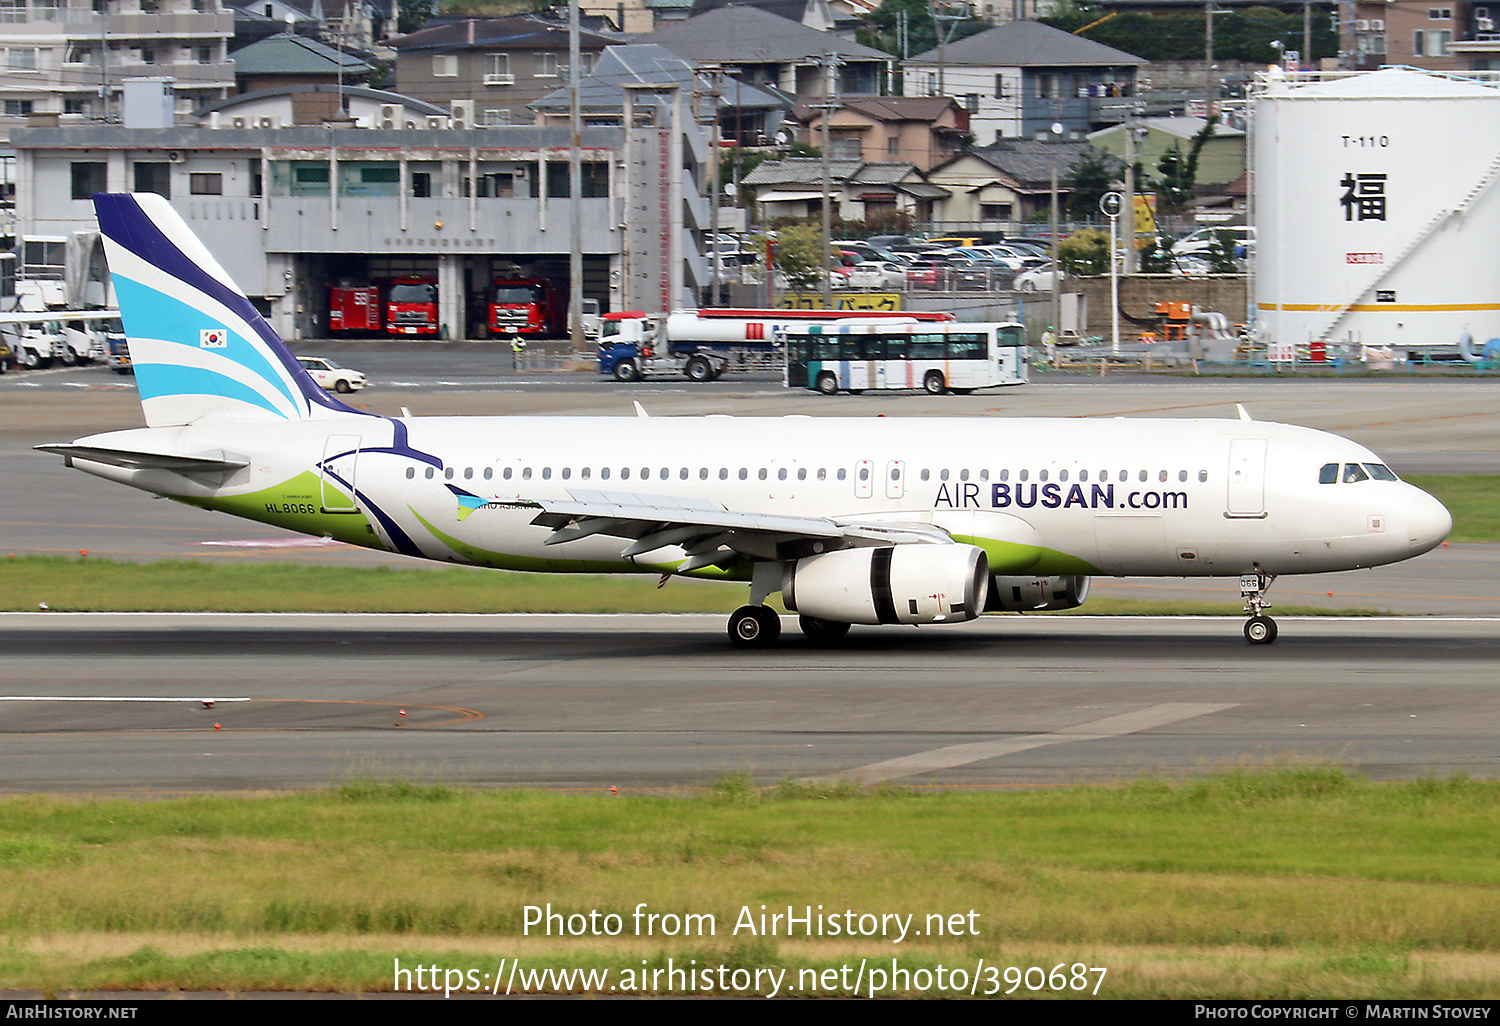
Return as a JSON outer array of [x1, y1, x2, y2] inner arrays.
[[197, 46, 213, 64], [134, 162, 170, 198], [64, 98, 87, 115], [536, 52, 559, 77], [433, 54, 458, 77], [964, 93, 979, 112], [249, 163, 262, 197], [887, 135, 900, 156], [411, 171, 432, 197], [3, 99, 32, 117], [995, 74, 1007, 98], [141, 46, 155, 64], [1429, 7, 1452, 18], [6, 47, 37, 70], [190, 172, 223, 195], [140, 0, 158, 10], [482, 108, 510, 126], [487, 53, 510, 82], [71, 161, 107, 200]]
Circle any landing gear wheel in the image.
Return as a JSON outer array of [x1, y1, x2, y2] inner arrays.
[[728, 605, 781, 649], [1244, 615, 1278, 645], [1240, 571, 1278, 645], [924, 370, 947, 395], [798, 615, 850, 644], [613, 360, 640, 382], [685, 355, 712, 382], [815, 372, 838, 396]]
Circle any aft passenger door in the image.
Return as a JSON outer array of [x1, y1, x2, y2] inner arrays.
[[320, 434, 362, 513]]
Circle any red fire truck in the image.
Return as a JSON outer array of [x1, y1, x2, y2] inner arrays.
[[328, 278, 439, 337], [384, 277, 439, 336], [487, 278, 561, 338]]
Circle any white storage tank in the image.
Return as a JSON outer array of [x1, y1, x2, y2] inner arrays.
[[1254, 68, 1500, 358]]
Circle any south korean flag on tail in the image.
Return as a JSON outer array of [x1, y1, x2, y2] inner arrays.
[[200, 328, 228, 348]]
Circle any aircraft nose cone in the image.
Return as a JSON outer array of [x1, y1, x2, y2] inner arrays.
[[1407, 488, 1452, 554]]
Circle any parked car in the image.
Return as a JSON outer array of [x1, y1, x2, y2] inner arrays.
[[841, 261, 910, 289], [1014, 265, 1065, 293], [297, 356, 366, 393]]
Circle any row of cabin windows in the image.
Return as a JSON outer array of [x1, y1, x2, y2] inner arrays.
[[404, 465, 1212, 485]]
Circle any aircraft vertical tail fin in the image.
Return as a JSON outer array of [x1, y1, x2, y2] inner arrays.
[[93, 192, 362, 428]]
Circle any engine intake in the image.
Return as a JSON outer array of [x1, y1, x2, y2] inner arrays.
[[782, 544, 989, 625], [985, 575, 1091, 612]]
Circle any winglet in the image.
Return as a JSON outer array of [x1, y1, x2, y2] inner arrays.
[[1237, 403, 1252, 422], [634, 401, 649, 419]]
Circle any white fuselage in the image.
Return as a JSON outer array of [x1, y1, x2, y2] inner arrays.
[[68, 413, 1451, 581]]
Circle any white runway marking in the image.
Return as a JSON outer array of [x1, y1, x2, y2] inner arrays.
[[826, 702, 1240, 784], [0, 696, 250, 703]]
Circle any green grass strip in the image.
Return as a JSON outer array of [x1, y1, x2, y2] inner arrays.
[[3, 771, 1500, 997], [1405, 475, 1500, 542]]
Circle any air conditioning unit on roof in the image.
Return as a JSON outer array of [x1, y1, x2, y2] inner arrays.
[[1371, 18, 1384, 29]]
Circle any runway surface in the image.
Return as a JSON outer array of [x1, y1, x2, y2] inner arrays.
[[4, 366, 1500, 793], [2, 613, 1498, 793]]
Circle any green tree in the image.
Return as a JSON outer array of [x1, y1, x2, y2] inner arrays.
[[1152, 116, 1217, 218], [397, 0, 437, 34], [859, 0, 988, 59], [1057, 228, 1110, 276], [1065, 149, 1119, 220], [771, 222, 829, 292]]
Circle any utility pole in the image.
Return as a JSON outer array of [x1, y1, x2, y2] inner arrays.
[[818, 51, 839, 311], [703, 66, 723, 307], [568, 0, 584, 349], [1204, 1, 1215, 119]]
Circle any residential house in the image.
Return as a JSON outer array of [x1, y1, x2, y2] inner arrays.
[[230, 31, 376, 113], [531, 44, 793, 147], [1088, 116, 1244, 190], [926, 138, 1102, 229], [741, 158, 948, 224], [793, 95, 968, 170], [902, 20, 1145, 145], [386, 17, 616, 126], [636, 6, 892, 98]]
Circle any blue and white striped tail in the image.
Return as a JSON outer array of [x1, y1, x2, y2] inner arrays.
[[94, 193, 360, 428]]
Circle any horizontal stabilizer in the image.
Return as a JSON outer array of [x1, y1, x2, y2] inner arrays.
[[34, 443, 249, 473]]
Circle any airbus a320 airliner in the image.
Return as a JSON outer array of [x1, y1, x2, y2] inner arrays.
[[39, 194, 1452, 647]]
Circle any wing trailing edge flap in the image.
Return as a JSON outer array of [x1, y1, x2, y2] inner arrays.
[[34, 443, 251, 474]]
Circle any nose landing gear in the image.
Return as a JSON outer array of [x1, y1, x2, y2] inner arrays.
[[1241, 571, 1278, 644]]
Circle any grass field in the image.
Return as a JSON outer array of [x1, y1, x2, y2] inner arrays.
[[2, 770, 1499, 997]]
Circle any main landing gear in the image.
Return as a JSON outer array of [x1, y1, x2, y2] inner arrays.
[[726, 564, 849, 649], [1241, 571, 1278, 645]]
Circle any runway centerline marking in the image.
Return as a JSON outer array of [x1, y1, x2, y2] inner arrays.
[[823, 702, 1240, 785]]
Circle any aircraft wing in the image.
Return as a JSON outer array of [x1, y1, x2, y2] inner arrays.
[[519, 489, 952, 571]]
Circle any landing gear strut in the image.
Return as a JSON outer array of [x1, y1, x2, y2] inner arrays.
[[1241, 571, 1278, 645]]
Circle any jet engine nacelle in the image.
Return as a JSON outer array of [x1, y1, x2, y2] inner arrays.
[[782, 544, 989, 625], [986, 575, 1091, 612]]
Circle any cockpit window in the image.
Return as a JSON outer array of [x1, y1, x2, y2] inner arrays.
[[1363, 463, 1399, 481], [1342, 463, 1370, 483], [1318, 463, 1338, 484]]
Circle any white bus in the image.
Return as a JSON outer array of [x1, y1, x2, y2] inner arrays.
[[783, 320, 1028, 395]]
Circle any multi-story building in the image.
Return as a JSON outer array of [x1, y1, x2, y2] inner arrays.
[[0, 0, 234, 134], [902, 20, 1144, 145], [10, 105, 710, 338], [386, 17, 617, 128]]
